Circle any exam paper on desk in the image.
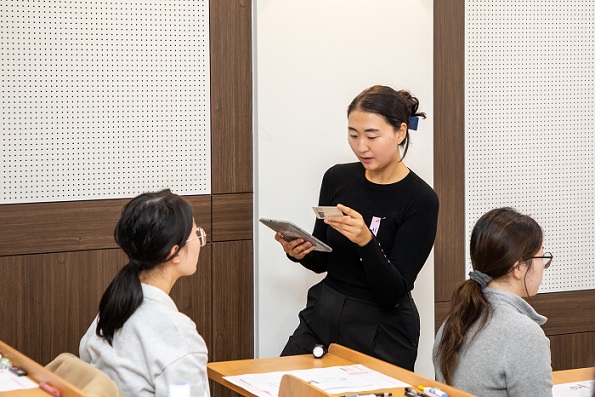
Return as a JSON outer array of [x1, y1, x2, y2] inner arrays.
[[223, 364, 410, 397], [0, 368, 38, 392], [553, 380, 594, 397]]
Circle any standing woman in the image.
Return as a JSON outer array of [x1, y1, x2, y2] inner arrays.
[[80, 189, 210, 397], [433, 207, 553, 397], [275, 85, 439, 370]]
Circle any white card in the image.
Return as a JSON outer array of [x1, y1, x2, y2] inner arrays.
[[312, 206, 344, 219]]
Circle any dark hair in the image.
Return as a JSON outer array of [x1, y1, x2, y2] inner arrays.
[[347, 85, 426, 160], [96, 189, 193, 345], [435, 207, 543, 384]]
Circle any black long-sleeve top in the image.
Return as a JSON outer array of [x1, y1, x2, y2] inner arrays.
[[295, 162, 439, 306]]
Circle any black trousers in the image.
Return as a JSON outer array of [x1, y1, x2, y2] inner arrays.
[[280, 280, 420, 371]]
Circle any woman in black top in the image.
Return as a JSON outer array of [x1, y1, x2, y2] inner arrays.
[[274, 85, 439, 370]]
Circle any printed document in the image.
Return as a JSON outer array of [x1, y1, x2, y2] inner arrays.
[[223, 364, 409, 397], [553, 380, 594, 397], [0, 369, 37, 392]]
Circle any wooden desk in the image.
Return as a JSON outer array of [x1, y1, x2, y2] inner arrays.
[[552, 367, 594, 384], [208, 343, 476, 397], [0, 340, 87, 397]]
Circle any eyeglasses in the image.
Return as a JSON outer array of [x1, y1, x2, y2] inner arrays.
[[526, 252, 553, 269], [186, 226, 207, 247]]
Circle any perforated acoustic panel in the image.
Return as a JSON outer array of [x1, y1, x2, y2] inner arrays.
[[465, 0, 595, 293], [1, 0, 210, 203]]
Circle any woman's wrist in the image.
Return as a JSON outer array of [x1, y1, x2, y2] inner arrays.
[[357, 230, 374, 247]]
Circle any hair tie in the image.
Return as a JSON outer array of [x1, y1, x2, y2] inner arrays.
[[468, 270, 492, 288], [128, 259, 143, 271]]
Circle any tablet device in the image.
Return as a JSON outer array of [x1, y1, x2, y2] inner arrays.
[[259, 218, 332, 252]]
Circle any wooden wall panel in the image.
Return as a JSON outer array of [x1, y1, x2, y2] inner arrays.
[[211, 240, 254, 362], [532, 290, 595, 336], [209, 3, 253, 396], [211, 240, 254, 397], [0, 250, 124, 364], [0, 255, 25, 350], [433, 0, 466, 303], [550, 332, 595, 371], [433, 0, 595, 371], [212, 193, 253, 242], [209, 0, 253, 194], [0, 196, 212, 257], [0, 200, 123, 256], [434, 301, 450, 331]]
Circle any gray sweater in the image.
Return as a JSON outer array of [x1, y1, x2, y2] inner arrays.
[[433, 288, 553, 397], [80, 283, 210, 397]]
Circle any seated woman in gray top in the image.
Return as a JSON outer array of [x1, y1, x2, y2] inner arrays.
[[80, 189, 210, 397], [433, 207, 553, 397]]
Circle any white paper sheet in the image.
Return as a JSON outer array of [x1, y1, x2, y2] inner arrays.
[[553, 380, 594, 397], [223, 364, 410, 397], [0, 369, 38, 392]]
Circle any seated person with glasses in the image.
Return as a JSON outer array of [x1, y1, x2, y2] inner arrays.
[[433, 207, 553, 397], [80, 189, 210, 397]]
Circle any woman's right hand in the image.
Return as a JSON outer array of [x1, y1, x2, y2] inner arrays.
[[274, 232, 316, 260]]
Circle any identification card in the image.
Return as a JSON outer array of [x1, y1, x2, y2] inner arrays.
[[312, 206, 344, 219]]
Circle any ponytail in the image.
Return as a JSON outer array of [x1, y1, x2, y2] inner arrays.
[[436, 207, 544, 384], [94, 189, 193, 345], [436, 279, 492, 384], [96, 262, 143, 345]]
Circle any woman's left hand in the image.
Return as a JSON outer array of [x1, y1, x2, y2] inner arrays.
[[324, 204, 373, 247]]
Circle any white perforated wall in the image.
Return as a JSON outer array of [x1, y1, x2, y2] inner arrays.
[[1, 0, 210, 203], [465, 0, 595, 293]]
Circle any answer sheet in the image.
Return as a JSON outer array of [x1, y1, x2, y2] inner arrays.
[[553, 380, 594, 397], [0, 369, 37, 392], [223, 364, 409, 397]]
